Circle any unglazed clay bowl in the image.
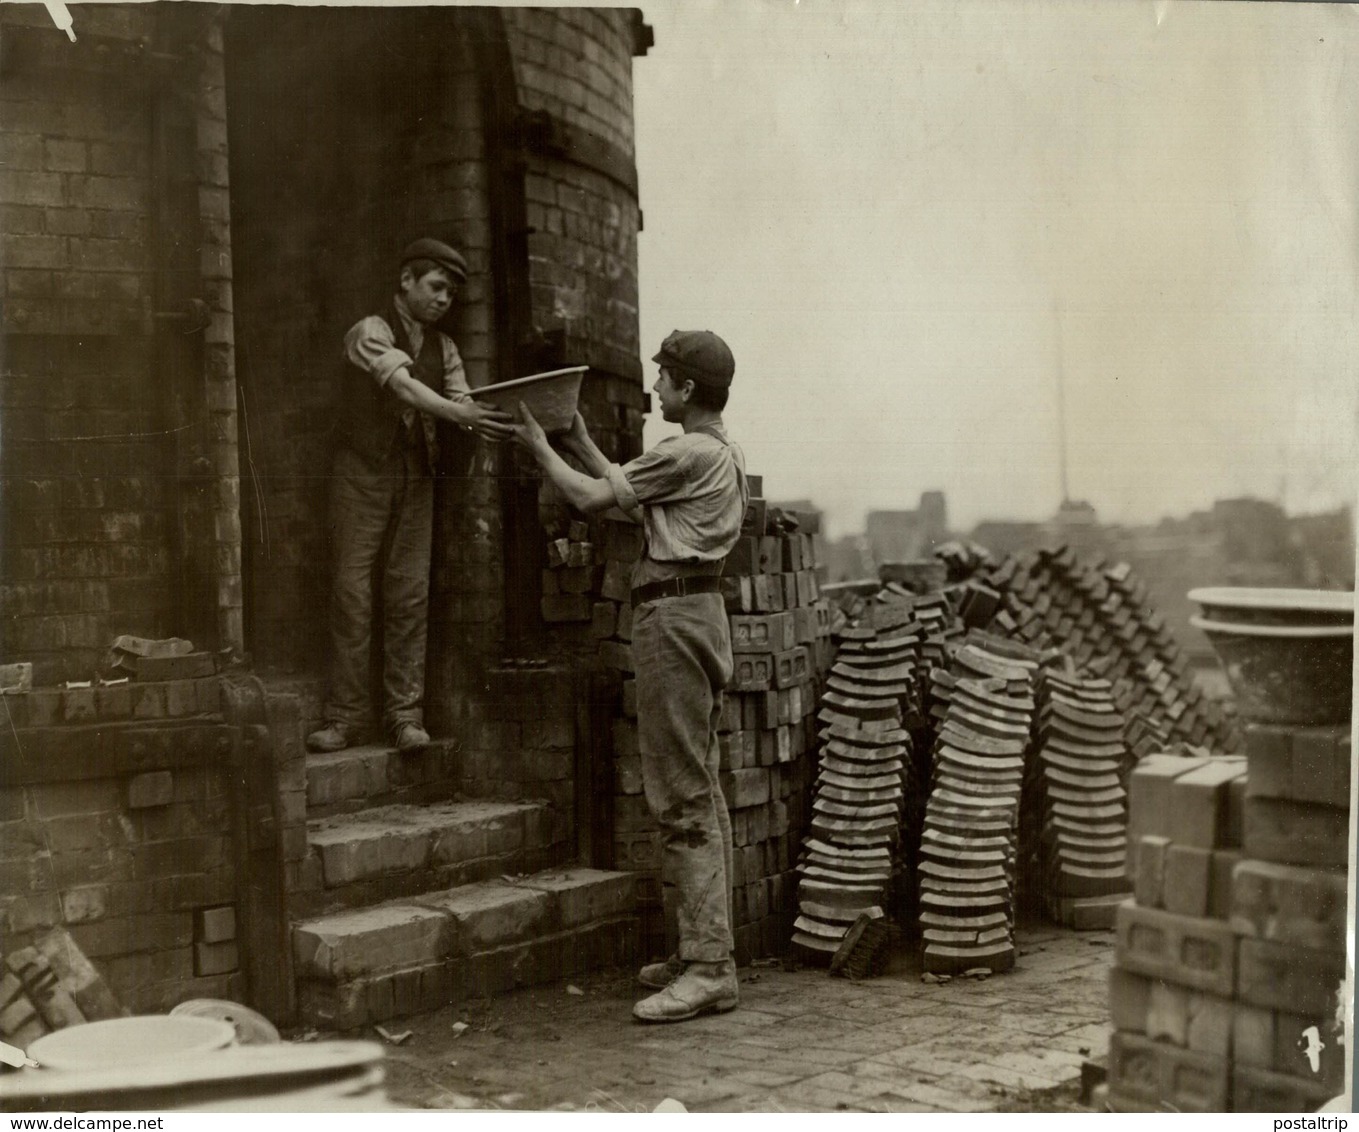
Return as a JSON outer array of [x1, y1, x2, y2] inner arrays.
[[1188, 587, 1353, 628], [468, 365, 587, 433], [1190, 615, 1354, 725]]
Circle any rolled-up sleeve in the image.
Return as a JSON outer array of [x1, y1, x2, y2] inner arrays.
[[344, 317, 412, 389], [611, 439, 689, 508], [605, 463, 641, 516]]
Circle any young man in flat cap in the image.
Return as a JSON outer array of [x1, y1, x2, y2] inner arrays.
[[514, 330, 748, 1023], [307, 238, 513, 754]]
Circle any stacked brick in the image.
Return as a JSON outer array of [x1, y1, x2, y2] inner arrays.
[[600, 485, 834, 962], [541, 518, 599, 624], [1025, 670, 1134, 929], [981, 547, 1240, 756], [1105, 725, 1350, 1112], [918, 637, 1038, 974]]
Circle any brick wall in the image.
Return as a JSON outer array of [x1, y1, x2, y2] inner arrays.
[[1, 6, 167, 684], [0, 679, 244, 1014], [503, 8, 638, 160], [1, 5, 242, 683]]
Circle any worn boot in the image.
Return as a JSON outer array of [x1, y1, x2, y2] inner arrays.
[[306, 721, 364, 753], [637, 955, 685, 990], [393, 721, 430, 751], [632, 960, 738, 1023]]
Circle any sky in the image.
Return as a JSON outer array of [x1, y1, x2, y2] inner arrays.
[[631, 0, 1359, 539]]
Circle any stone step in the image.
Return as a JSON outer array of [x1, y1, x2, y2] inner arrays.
[[293, 867, 639, 1028], [292, 800, 567, 918], [304, 742, 463, 817], [307, 746, 399, 809]]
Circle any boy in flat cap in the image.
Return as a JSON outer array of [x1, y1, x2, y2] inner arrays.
[[308, 239, 513, 754], [514, 330, 748, 1023]]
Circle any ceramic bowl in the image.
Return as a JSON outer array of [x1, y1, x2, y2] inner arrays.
[[1190, 616, 1354, 725], [1188, 587, 1353, 628], [27, 1015, 236, 1072], [467, 365, 587, 433]]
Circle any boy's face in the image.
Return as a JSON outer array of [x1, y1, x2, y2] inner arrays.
[[400, 266, 457, 325], [653, 367, 690, 422]]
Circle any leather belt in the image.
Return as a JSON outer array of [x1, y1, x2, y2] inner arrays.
[[631, 575, 723, 606]]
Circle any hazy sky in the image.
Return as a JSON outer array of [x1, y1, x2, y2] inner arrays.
[[632, 0, 1358, 538]]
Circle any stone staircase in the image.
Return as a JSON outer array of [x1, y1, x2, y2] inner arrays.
[[289, 742, 639, 1030]]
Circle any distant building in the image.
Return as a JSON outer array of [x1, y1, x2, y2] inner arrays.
[[971, 520, 1045, 559], [865, 491, 949, 564]]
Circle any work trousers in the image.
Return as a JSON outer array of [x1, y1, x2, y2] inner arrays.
[[323, 441, 433, 734], [632, 591, 736, 963]]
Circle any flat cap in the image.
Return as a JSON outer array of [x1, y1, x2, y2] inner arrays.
[[652, 330, 735, 388], [400, 238, 468, 282]]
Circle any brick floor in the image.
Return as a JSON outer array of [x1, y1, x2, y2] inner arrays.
[[370, 923, 1114, 1111]]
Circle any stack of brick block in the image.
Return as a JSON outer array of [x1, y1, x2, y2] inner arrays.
[[918, 637, 1037, 974], [981, 547, 1240, 756], [792, 619, 917, 958], [540, 518, 598, 624], [1025, 670, 1134, 929], [1105, 730, 1349, 1112], [600, 479, 834, 963], [1230, 721, 1350, 1110]]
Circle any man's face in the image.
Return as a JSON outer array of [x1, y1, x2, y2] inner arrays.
[[653, 367, 689, 422], [400, 266, 457, 325]]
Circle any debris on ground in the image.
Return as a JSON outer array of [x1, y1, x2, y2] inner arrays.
[[566, 985, 584, 996], [374, 1024, 413, 1045], [962, 967, 992, 980], [1, 927, 125, 1049], [830, 909, 891, 980], [921, 972, 951, 984], [450, 1022, 469, 1038]]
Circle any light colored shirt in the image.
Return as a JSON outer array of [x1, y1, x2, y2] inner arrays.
[[343, 297, 470, 449], [606, 424, 749, 583]]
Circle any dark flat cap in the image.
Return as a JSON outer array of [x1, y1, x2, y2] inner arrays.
[[652, 330, 735, 388], [401, 238, 468, 282]]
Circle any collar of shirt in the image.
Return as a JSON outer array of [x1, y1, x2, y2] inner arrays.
[[392, 294, 425, 357]]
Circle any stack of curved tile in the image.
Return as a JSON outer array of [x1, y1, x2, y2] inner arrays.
[[792, 621, 917, 958], [919, 641, 1037, 974], [980, 547, 1240, 754], [1030, 668, 1133, 928]]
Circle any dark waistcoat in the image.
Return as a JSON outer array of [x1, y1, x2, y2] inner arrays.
[[336, 302, 444, 470]]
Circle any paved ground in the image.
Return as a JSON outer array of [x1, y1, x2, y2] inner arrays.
[[365, 922, 1114, 1112]]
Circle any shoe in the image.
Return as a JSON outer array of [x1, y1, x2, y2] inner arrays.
[[632, 960, 738, 1024], [393, 721, 430, 751], [637, 955, 685, 990], [306, 721, 361, 753]]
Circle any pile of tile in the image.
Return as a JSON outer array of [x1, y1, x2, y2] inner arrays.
[[792, 618, 916, 959], [981, 547, 1240, 755], [917, 635, 1038, 975], [1104, 723, 1350, 1111], [1025, 669, 1134, 929], [598, 475, 835, 962]]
